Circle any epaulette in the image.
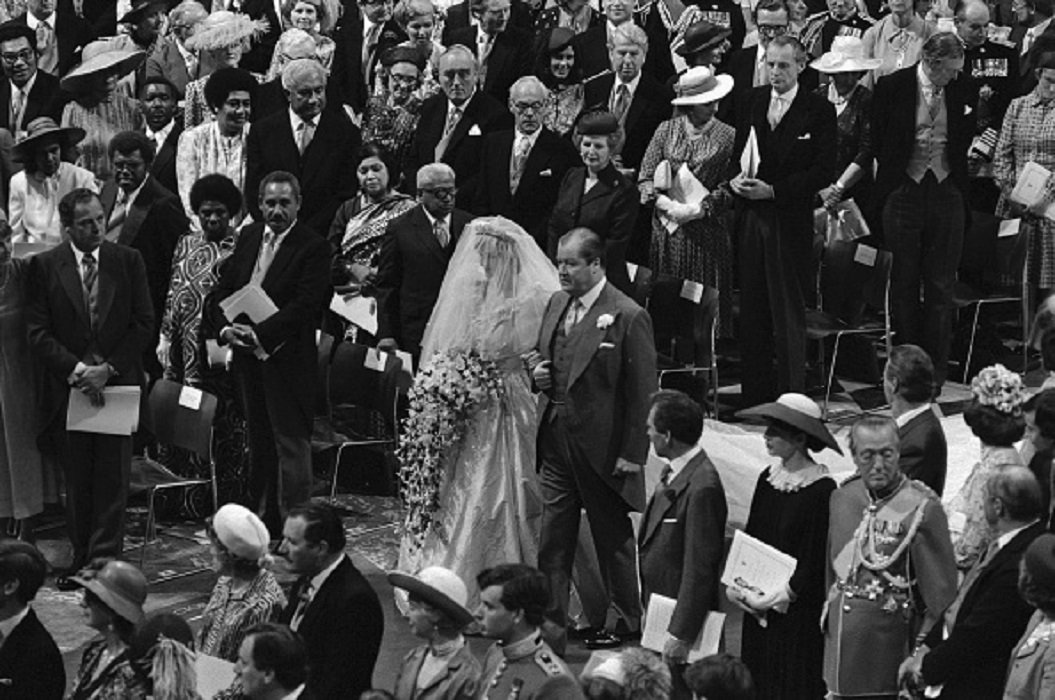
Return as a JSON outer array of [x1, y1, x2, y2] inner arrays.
[[534, 649, 566, 676], [905, 477, 940, 501], [803, 10, 828, 25]]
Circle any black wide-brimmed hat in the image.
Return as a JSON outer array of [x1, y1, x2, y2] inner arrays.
[[675, 20, 731, 57], [736, 393, 843, 454], [119, 0, 169, 25], [13, 117, 86, 161]]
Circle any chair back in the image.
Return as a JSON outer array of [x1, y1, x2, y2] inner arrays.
[[328, 342, 403, 434], [316, 332, 335, 417], [627, 263, 654, 308], [147, 379, 218, 461], [648, 274, 718, 366], [819, 241, 893, 326]]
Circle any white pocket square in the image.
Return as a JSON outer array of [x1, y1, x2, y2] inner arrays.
[[662, 518, 678, 523], [468, 124, 482, 136], [599, 341, 615, 349], [965, 105, 973, 115], [797, 133, 811, 140], [539, 168, 553, 176]]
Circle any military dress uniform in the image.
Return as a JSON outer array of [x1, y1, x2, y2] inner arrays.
[[964, 38, 1019, 203], [822, 476, 958, 697], [479, 632, 572, 699], [800, 11, 874, 59]]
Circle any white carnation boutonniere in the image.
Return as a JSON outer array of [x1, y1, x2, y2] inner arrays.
[[596, 313, 616, 330]]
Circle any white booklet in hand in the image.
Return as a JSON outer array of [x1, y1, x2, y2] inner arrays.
[[66, 386, 141, 435], [721, 529, 797, 598], [1010, 161, 1055, 221], [641, 594, 725, 663], [740, 127, 760, 179], [329, 293, 378, 335], [220, 284, 279, 324]]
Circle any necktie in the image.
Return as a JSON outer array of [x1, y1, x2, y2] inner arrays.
[[290, 582, 313, 632], [478, 33, 495, 86], [925, 85, 942, 121], [298, 119, 315, 155], [659, 464, 672, 487], [435, 106, 462, 160], [564, 298, 583, 333], [81, 252, 98, 328], [613, 83, 630, 121], [755, 55, 769, 87], [10, 88, 23, 132], [36, 21, 57, 75], [509, 135, 531, 194], [253, 230, 279, 284], [364, 23, 381, 82], [433, 218, 449, 248], [107, 191, 129, 241], [768, 94, 787, 129]]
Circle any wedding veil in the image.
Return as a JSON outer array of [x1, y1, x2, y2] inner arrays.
[[420, 217, 560, 361]]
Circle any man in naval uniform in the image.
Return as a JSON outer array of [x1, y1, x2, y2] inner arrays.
[[823, 416, 958, 699], [475, 564, 573, 699]]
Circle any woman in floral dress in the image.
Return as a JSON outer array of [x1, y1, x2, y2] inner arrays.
[[639, 66, 736, 335], [363, 47, 424, 186], [536, 27, 584, 137]]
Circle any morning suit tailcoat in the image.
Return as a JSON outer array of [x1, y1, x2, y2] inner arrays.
[[391, 643, 481, 700], [12, 11, 95, 77], [374, 204, 472, 357], [921, 521, 1047, 699], [583, 71, 673, 172], [331, 15, 406, 112], [280, 556, 385, 699], [140, 117, 184, 197], [573, 24, 612, 82], [448, 26, 533, 105], [0, 608, 65, 700], [144, 37, 199, 96], [0, 70, 62, 133], [440, 0, 534, 45], [407, 91, 513, 211], [546, 164, 638, 297], [898, 408, 948, 496], [244, 107, 361, 234], [473, 127, 580, 250], [638, 449, 727, 642], [717, 47, 820, 125]]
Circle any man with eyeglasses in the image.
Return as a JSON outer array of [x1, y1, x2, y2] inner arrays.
[[474, 76, 579, 249], [11, 0, 96, 78], [823, 415, 957, 699], [0, 21, 61, 137], [331, 0, 407, 114], [145, 0, 208, 96], [448, 0, 533, 104]]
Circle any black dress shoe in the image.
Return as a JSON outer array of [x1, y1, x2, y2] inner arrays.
[[583, 629, 623, 649], [55, 574, 80, 592], [568, 625, 600, 640]]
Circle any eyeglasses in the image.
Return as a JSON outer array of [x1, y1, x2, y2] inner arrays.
[[390, 73, 419, 86], [0, 49, 34, 65], [855, 448, 898, 463], [420, 186, 456, 198], [512, 100, 544, 112], [758, 24, 788, 36]]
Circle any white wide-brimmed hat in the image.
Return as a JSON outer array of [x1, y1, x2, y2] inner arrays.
[[184, 10, 269, 52], [810, 36, 882, 73], [387, 566, 475, 627], [671, 66, 734, 106], [60, 47, 145, 93]]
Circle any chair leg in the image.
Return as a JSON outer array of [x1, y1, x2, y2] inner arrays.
[[964, 303, 982, 383], [823, 334, 843, 421], [330, 446, 344, 500]]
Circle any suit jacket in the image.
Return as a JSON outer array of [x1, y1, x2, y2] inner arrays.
[[638, 449, 727, 642], [144, 37, 198, 96], [391, 643, 481, 700], [245, 107, 361, 233], [718, 47, 820, 125], [253, 78, 287, 122], [25, 241, 154, 434], [331, 15, 407, 111], [535, 282, 657, 511], [408, 91, 512, 210], [238, 0, 283, 75], [440, 0, 534, 45], [546, 163, 638, 296], [206, 222, 331, 436], [448, 25, 533, 105], [583, 71, 672, 171], [872, 66, 975, 207], [12, 10, 96, 77], [280, 556, 384, 699], [0, 70, 62, 133], [374, 204, 472, 354], [473, 127, 581, 249], [139, 118, 183, 196], [898, 408, 948, 496], [0, 608, 65, 700], [574, 24, 611, 81], [922, 521, 1047, 699]]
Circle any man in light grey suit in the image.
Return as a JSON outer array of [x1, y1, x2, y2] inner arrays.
[[526, 227, 657, 650]]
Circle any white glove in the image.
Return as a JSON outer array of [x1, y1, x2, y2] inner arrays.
[[156, 336, 171, 368], [743, 583, 793, 614], [665, 200, 702, 224], [655, 194, 675, 215]]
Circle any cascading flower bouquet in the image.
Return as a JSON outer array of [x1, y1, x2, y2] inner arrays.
[[397, 349, 505, 546]]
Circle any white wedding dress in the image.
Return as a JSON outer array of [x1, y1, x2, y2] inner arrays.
[[396, 217, 560, 605]]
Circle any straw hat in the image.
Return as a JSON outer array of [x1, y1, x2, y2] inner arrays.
[[13, 117, 85, 161], [671, 66, 734, 106], [810, 36, 882, 73], [72, 560, 148, 625], [736, 393, 843, 454], [59, 47, 145, 93], [675, 20, 732, 57], [212, 503, 270, 562], [185, 11, 269, 52], [387, 566, 475, 627]]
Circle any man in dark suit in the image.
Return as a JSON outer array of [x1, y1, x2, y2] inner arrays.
[[136, 76, 183, 196], [25, 188, 154, 587], [903, 466, 1047, 698], [207, 171, 331, 536], [238, 0, 283, 75], [278, 502, 384, 699], [14, 0, 95, 77], [0, 22, 61, 135], [885, 344, 948, 495], [527, 227, 658, 649], [376, 163, 473, 360], [331, 0, 406, 114], [640, 390, 726, 698], [245, 58, 360, 235], [448, 0, 532, 105], [101, 131, 187, 381], [473, 76, 580, 249], [235, 623, 314, 700], [582, 23, 672, 174], [144, 0, 207, 96], [574, 0, 635, 81], [873, 33, 974, 390], [730, 34, 836, 405], [0, 540, 64, 699], [407, 45, 512, 210], [440, 0, 533, 44]]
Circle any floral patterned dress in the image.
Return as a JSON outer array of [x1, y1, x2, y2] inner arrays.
[[198, 569, 287, 661], [946, 444, 1024, 570], [175, 121, 251, 221], [545, 83, 584, 137], [69, 641, 148, 700]]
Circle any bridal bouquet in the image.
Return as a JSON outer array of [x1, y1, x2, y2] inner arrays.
[[397, 349, 505, 545]]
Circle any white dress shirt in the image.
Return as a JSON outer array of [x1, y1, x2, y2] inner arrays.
[[665, 444, 703, 483], [895, 403, 934, 428]]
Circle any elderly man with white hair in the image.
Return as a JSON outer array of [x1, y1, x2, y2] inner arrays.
[[145, 0, 209, 95], [375, 162, 474, 361], [473, 75, 580, 249], [245, 57, 360, 233]]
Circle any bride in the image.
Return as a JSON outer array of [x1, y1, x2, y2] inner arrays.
[[396, 216, 559, 603]]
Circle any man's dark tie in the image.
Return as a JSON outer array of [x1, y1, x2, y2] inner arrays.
[[81, 252, 98, 329], [290, 581, 313, 631]]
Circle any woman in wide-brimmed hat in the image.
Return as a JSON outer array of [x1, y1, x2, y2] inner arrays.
[[388, 566, 481, 699], [60, 46, 145, 181], [182, 11, 268, 128], [638, 65, 736, 336], [69, 559, 151, 699], [8, 117, 97, 244], [728, 393, 840, 699]]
